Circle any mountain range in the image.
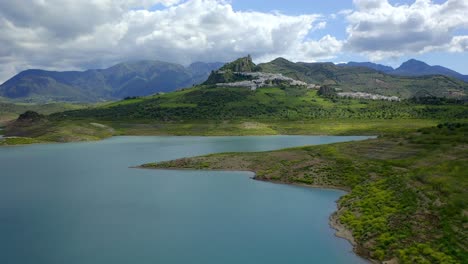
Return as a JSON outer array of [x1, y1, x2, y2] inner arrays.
[[259, 58, 467, 98], [0, 57, 467, 103], [0, 61, 224, 102], [44, 56, 466, 124], [340, 59, 468, 82]]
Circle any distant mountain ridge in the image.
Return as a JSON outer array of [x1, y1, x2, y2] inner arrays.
[[1, 57, 467, 103], [392, 59, 468, 82], [339, 59, 468, 82], [258, 58, 467, 98], [339, 62, 394, 73], [0, 61, 224, 102], [45, 56, 467, 124]]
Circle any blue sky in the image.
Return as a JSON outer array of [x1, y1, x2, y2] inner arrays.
[[228, 0, 467, 73], [0, 0, 467, 82]]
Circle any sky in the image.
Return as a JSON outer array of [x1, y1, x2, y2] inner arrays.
[[0, 0, 467, 83]]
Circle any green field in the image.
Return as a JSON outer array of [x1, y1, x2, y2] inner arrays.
[[0, 100, 88, 126], [52, 86, 467, 121], [1, 64, 467, 264], [143, 123, 468, 264], [2, 84, 466, 145], [107, 118, 441, 136], [258, 58, 468, 99], [0, 117, 449, 146], [0, 137, 45, 146]]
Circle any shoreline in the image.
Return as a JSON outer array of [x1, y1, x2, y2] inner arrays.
[[136, 165, 375, 263], [137, 166, 353, 192], [0, 134, 374, 147]]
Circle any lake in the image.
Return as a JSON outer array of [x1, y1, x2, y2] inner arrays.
[[0, 136, 370, 264]]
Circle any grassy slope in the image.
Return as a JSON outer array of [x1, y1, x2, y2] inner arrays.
[[2, 119, 114, 144], [107, 119, 439, 136], [0, 61, 221, 102], [0, 101, 87, 125], [2, 118, 441, 147], [258, 59, 468, 98], [0, 100, 97, 145], [142, 124, 467, 264], [2, 86, 466, 145], [52, 86, 467, 121]]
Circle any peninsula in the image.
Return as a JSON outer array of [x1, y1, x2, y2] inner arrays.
[[140, 123, 467, 263]]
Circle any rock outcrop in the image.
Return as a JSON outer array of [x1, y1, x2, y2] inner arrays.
[[216, 72, 317, 90]]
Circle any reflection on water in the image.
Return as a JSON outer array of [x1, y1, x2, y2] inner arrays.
[[0, 136, 370, 264]]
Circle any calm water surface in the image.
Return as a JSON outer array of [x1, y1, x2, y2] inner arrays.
[[0, 136, 370, 264]]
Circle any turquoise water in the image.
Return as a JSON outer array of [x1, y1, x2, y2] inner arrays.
[[0, 136, 370, 264]]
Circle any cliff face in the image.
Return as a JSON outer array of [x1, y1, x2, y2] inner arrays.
[[204, 55, 261, 85], [219, 55, 258, 72]]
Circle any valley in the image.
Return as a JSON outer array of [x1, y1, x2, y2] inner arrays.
[[0, 61, 223, 102], [0, 56, 466, 263], [2, 1, 467, 264], [142, 123, 468, 264], [1, 56, 466, 145]]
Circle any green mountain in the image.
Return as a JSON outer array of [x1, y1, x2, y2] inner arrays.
[[204, 55, 261, 84], [0, 61, 223, 102], [392, 59, 468, 82], [340, 61, 394, 73], [37, 56, 465, 123], [3, 57, 466, 103], [50, 84, 466, 123], [142, 123, 468, 263], [4, 56, 467, 142], [340, 59, 468, 83], [258, 58, 468, 98]]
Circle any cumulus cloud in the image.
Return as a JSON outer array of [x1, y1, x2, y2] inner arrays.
[[345, 0, 468, 60], [0, 0, 340, 82], [447, 36, 468, 52], [255, 34, 343, 63], [5, 0, 465, 82]]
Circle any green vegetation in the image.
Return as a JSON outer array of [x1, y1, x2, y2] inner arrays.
[[317, 85, 337, 98], [204, 55, 260, 84], [106, 119, 438, 136], [258, 58, 468, 98], [2, 118, 441, 146], [4, 119, 114, 143], [0, 61, 223, 102], [0, 137, 45, 146], [218, 55, 259, 72], [2, 56, 466, 263], [0, 100, 86, 126], [51, 86, 467, 121], [2, 57, 467, 103], [3, 82, 465, 145], [0, 101, 97, 145], [2, 56, 467, 145], [142, 123, 468, 263]]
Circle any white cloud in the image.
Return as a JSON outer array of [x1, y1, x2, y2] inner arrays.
[[255, 34, 343, 63], [121, 0, 183, 8], [447, 36, 468, 52], [0, 0, 340, 83], [299, 35, 343, 60], [345, 0, 468, 60]]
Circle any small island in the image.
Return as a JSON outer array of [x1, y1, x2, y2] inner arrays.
[[140, 123, 467, 264]]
